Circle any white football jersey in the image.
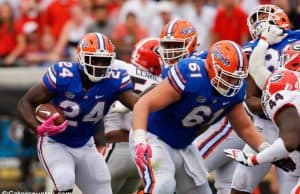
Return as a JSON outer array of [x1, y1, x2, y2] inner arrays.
[[265, 90, 300, 177], [105, 60, 162, 133], [265, 90, 300, 123], [113, 59, 162, 93]]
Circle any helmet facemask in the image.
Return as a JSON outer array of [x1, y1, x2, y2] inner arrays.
[[248, 5, 289, 39], [159, 35, 196, 66], [261, 90, 271, 117], [210, 57, 247, 97], [79, 50, 115, 82]]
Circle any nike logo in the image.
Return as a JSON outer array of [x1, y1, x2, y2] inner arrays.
[[40, 110, 51, 116], [222, 101, 230, 106], [288, 39, 297, 42], [95, 95, 104, 99]]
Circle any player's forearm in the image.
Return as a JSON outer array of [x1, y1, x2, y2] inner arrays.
[[132, 99, 149, 130], [245, 96, 264, 114], [17, 98, 39, 134], [248, 39, 271, 90], [255, 138, 290, 164], [237, 125, 266, 152], [132, 99, 150, 145]]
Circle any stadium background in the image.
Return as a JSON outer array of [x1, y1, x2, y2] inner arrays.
[[0, 0, 299, 193]]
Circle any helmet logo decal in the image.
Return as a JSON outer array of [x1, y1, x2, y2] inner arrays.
[[212, 45, 230, 66], [180, 26, 196, 36], [292, 43, 300, 51], [82, 40, 89, 49], [270, 72, 283, 82], [154, 47, 160, 55]]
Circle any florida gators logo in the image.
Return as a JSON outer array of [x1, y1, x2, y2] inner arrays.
[[81, 40, 89, 49], [212, 45, 230, 66], [180, 26, 196, 36]]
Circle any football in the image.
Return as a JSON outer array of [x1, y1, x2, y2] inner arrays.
[[35, 104, 65, 125]]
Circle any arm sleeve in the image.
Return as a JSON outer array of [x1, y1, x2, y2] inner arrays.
[[248, 39, 271, 89], [256, 138, 290, 164]]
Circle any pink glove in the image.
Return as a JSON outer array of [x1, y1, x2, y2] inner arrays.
[[37, 113, 68, 136], [135, 143, 152, 172]]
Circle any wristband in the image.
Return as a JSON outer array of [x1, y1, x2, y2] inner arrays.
[[258, 141, 271, 152], [132, 129, 147, 146]]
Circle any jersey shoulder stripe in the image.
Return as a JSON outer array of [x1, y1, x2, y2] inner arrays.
[[168, 66, 185, 93]]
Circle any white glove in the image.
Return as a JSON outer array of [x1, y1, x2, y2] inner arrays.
[[255, 21, 270, 37], [110, 101, 130, 113], [260, 25, 288, 45], [224, 149, 258, 166]]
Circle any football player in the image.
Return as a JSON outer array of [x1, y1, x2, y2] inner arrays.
[[159, 18, 198, 75], [224, 69, 300, 194], [130, 40, 269, 194], [230, 4, 300, 194], [18, 32, 139, 194], [102, 38, 162, 194]]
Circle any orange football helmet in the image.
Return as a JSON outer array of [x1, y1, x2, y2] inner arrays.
[[247, 4, 290, 39], [281, 40, 300, 76], [206, 40, 248, 97], [159, 19, 198, 66], [77, 32, 115, 82], [131, 38, 162, 76], [262, 69, 299, 114]]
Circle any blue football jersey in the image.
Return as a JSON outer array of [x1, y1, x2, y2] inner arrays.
[[147, 57, 246, 149], [161, 50, 208, 79], [243, 30, 300, 73], [43, 61, 133, 147]]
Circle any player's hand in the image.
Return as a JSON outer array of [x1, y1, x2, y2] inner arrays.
[[224, 149, 258, 166], [260, 24, 287, 45], [272, 157, 296, 172], [135, 142, 152, 172], [36, 113, 68, 136]]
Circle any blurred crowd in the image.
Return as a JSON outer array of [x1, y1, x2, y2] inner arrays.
[[0, 0, 299, 67]]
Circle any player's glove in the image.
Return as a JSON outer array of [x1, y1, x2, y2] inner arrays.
[[110, 101, 130, 113], [260, 24, 287, 45], [272, 157, 296, 172], [36, 113, 68, 136], [224, 149, 258, 166], [135, 142, 152, 172]]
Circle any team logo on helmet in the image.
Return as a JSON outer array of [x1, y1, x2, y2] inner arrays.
[[292, 43, 300, 51], [180, 26, 196, 36], [81, 40, 89, 49], [212, 46, 230, 66], [270, 72, 283, 82]]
